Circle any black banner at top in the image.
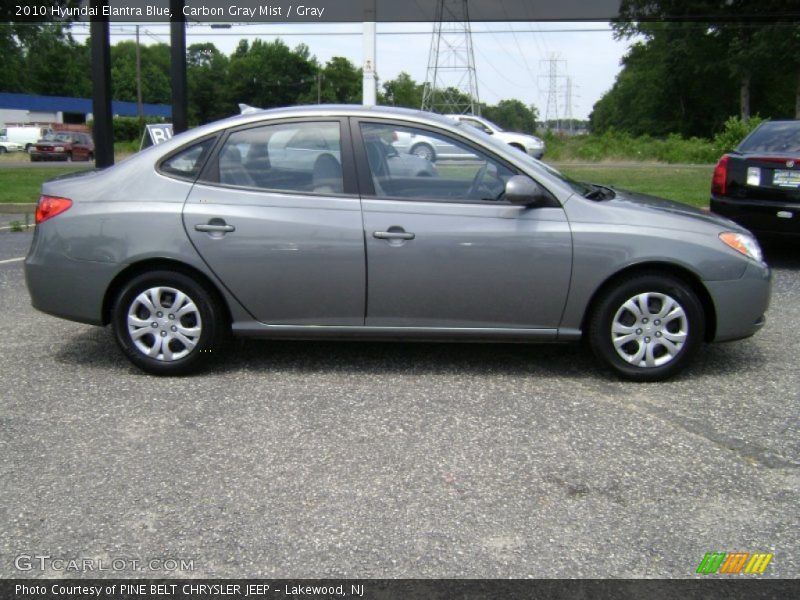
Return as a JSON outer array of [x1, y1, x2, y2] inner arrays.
[[3, 0, 800, 23]]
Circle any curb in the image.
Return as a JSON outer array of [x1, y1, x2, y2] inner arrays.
[[0, 203, 36, 214]]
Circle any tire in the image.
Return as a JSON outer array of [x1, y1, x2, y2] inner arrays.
[[111, 270, 227, 375], [588, 273, 705, 381], [410, 142, 435, 163], [65, 152, 72, 162], [0, 147, 7, 155]]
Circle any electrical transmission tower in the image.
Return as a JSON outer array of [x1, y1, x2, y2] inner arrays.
[[563, 77, 576, 134], [421, 0, 480, 115], [539, 54, 567, 131]]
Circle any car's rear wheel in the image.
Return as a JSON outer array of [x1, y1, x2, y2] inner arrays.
[[410, 142, 435, 163], [588, 273, 704, 381], [112, 271, 226, 375]]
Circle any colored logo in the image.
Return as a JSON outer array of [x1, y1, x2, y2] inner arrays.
[[696, 552, 773, 574]]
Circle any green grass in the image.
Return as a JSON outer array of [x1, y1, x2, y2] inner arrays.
[[0, 167, 93, 203], [557, 164, 714, 208], [0, 162, 714, 208]]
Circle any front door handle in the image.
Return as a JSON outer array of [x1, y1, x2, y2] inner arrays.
[[373, 229, 415, 241], [195, 220, 235, 233]]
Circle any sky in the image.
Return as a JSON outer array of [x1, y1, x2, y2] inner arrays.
[[68, 21, 632, 121]]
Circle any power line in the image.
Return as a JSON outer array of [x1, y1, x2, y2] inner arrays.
[[67, 27, 624, 38]]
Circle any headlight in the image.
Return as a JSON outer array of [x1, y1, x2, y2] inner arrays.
[[719, 232, 763, 262], [54, 146, 65, 152]]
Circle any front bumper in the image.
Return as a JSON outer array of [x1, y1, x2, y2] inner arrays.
[[30, 151, 70, 161], [526, 147, 545, 159], [711, 195, 800, 237], [705, 259, 771, 342]]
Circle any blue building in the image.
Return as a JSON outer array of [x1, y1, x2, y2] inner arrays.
[[0, 92, 171, 126]]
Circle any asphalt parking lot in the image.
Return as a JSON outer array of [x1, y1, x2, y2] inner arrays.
[[0, 224, 797, 578]]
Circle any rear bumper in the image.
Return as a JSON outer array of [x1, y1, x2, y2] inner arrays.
[[705, 260, 771, 342], [25, 227, 120, 326], [711, 195, 800, 237]]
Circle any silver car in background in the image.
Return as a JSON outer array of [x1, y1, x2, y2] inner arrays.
[[394, 114, 545, 161], [26, 106, 770, 380]]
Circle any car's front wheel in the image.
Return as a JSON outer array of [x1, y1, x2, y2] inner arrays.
[[588, 273, 705, 381], [112, 271, 227, 375]]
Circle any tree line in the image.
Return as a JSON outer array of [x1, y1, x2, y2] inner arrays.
[[591, 1, 800, 138], [0, 24, 540, 134]]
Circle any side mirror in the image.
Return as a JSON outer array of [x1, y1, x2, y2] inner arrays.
[[505, 175, 549, 206]]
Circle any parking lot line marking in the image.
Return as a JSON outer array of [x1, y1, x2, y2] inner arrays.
[[0, 225, 33, 231], [0, 257, 24, 264]]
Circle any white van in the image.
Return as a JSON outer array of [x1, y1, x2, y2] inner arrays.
[[0, 125, 53, 152]]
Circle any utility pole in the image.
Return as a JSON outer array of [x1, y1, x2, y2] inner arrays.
[[421, 0, 480, 115], [135, 25, 143, 118], [362, 0, 376, 106], [90, 0, 113, 167], [317, 72, 322, 104], [169, 0, 188, 134]]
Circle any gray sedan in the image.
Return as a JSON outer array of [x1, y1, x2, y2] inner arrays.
[[25, 106, 770, 380]]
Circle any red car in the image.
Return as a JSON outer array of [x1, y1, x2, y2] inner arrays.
[[30, 132, 94, 162]]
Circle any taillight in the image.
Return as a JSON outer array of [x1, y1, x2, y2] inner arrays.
[[711, 155, 729, 196], [35, 195, 72, 224]]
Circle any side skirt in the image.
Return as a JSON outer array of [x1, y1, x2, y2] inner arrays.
[[231, 322, 573, 343]]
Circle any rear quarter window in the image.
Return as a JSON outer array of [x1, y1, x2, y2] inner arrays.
[[159, 138, 217, 180]]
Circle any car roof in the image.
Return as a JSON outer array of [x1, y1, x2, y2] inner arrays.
[[222, 104, 457, 129], [158, 105, 469, 153]]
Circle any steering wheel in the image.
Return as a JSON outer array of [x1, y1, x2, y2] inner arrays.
[[466, 163, 489, 199]]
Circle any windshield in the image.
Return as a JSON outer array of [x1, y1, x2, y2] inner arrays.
[[738, 122, 800, 153], [478, 117, 503, 132], [42, 133, 72, 142]]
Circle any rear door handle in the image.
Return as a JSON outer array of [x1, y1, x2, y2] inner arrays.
[[373, 230, 415, 240]]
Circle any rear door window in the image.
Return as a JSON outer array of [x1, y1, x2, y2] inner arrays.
[[212, 121, 344, 194]]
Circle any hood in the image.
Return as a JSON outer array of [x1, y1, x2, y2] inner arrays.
[[592, 187, 749, 233]]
